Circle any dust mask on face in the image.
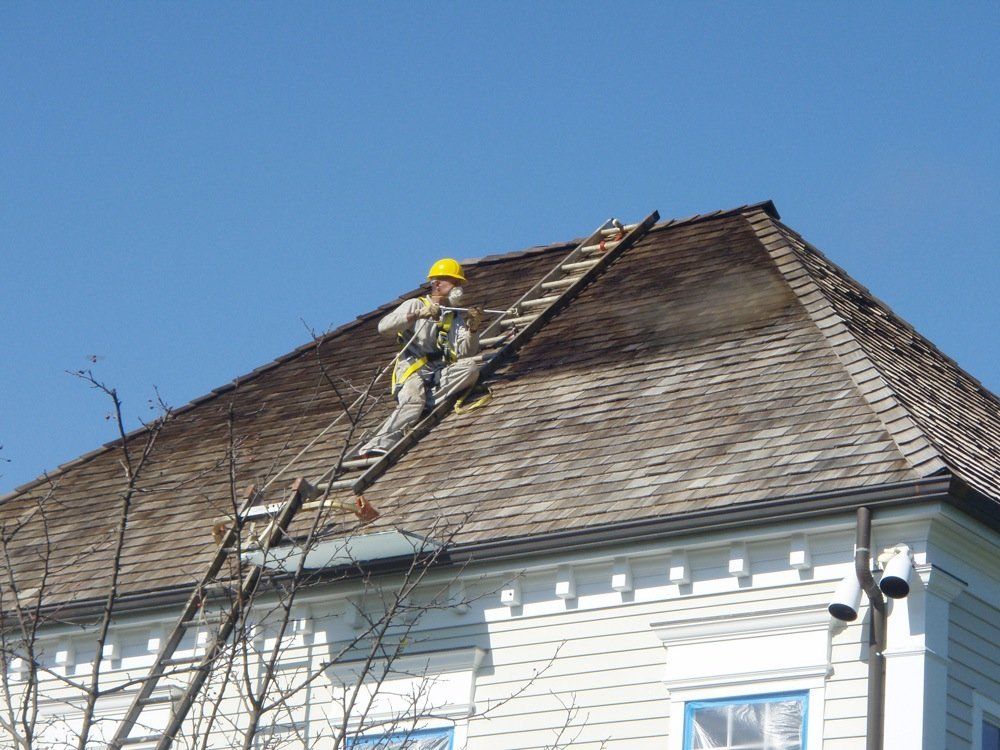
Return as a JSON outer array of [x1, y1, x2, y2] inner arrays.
[[448, 286, 464, 306]]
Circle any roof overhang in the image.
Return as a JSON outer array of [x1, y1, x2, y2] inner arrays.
[[15, 472, 997, 624]]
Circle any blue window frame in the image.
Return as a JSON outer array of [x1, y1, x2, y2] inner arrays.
[[684, 691, 808, 750], [983, 719, 1000, 750], [348, 726, 453, 750]]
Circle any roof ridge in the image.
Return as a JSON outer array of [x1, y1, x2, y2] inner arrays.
[[742, 207, 949, 478], [2, 201, 778, 505]]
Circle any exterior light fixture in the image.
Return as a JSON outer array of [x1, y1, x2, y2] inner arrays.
[[828, 572, 863, 622], [827, 508, 916, 750], [878, 545, 914, 599]]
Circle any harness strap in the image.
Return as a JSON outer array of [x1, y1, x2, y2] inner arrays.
[[391, 297, 457, 394], [391, 356, 429, 395]]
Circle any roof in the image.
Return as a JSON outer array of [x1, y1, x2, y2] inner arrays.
[[3, 201, 998, 611]]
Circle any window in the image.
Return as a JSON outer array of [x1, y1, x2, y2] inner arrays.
[[349, 727, 453, 750], [684, 692, 807, 750], [983, 721, 1000, 750], [974, 692, 1000, 750]]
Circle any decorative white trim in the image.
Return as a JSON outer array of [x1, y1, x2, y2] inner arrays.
[[611, 557, 633, 592], [663, 664, 831, 692], [448, 580, 470, 614], [728, 542, 749, 578], [555, 566, 576, 600], [500, 579, 521, 607], [101, 636, 119, 661], [651, 603, 832, 645], [882, 645, 948, 666], [147, 627, 165, 654], [346, 596, 365, 630], [292, 604, 314, 635], [54, 640, 75, 669], [917, 563, 968, 602], [326, 646, 487, 680], [789, 534, 812, 570], [35, 683, 183, 718], [669, 551, 690, 585]]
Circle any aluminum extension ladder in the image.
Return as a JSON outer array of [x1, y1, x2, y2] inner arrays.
[[107, 210, 658, 749], [309, 210, 659, 501]]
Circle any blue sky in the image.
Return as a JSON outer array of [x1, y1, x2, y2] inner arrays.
[[2, 2, 998, 494]]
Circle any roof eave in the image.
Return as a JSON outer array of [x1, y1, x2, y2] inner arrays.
[[449, 474, 962, 564], [23, 473, 979, 625]]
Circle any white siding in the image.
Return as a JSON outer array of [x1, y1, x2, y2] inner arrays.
[[946, 593, 1000, 750], [11, 513, 970, 750]]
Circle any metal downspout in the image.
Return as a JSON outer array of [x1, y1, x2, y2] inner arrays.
[[855, 506, 887, 750]]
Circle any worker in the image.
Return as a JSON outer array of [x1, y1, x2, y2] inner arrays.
[[357, 258, 483, 457]]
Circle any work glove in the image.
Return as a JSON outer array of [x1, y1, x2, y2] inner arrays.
[[465, 305, 484, 333], [414, 301, 441, 320]]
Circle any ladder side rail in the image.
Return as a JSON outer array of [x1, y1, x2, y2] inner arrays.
[[347, 211, 659, 497], [152, 566, 264, 750], [108, 483, 307, 749], [108, 583, 219, 745], [152, 481, 310, 749], [479, 211, 658, 380], [477, 222, 616, 341], [109, 487, 262, 747]]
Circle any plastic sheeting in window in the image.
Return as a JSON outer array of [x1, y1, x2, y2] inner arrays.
[[349, 728, 452, 750], [688, 694, 805, 749]]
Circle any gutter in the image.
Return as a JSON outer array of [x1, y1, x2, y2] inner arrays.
[[448, 474, 956, 565]]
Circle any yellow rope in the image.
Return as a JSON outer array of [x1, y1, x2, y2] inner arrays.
[[453, 385, 493, 415]]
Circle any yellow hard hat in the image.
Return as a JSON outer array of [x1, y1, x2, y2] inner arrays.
[[426, 258, 466, 284]]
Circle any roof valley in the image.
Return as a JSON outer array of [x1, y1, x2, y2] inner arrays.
[[742, 208, 948, 479]]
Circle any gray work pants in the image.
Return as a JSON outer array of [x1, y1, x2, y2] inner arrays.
[[360, 357, 481, 453]]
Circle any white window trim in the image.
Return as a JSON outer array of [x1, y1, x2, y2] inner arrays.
[[326, 646, 485, 736], [651, 603, 830, 750], [973, 692, 1000, 750]]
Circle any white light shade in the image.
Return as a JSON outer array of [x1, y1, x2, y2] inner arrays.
[[828, 573, 862, 622], [879, 547, 913, 599]]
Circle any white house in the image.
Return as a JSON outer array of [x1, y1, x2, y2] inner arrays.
[[2, 202, 997, 750]]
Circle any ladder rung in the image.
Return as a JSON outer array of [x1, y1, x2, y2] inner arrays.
[[315, 478, 356, 493], [501, 314, 540, 328], [120, 734, 162, 746], [302, 496, 363, 513], [161, 655, 203, 668], [340, 456, 381, 471], [561, 259, 600, 273], [519, 294, 561, 310], [580, 240, 621, 255], [478, 334, 509, 348], [541, 277, 581, 291], [139, 694, 176, 706], [600, 223, 636, 237]]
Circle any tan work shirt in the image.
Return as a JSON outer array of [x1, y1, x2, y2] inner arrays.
[[379, 297, 480, 381]]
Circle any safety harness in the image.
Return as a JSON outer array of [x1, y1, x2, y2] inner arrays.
[[390, 297, 458, 395]]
